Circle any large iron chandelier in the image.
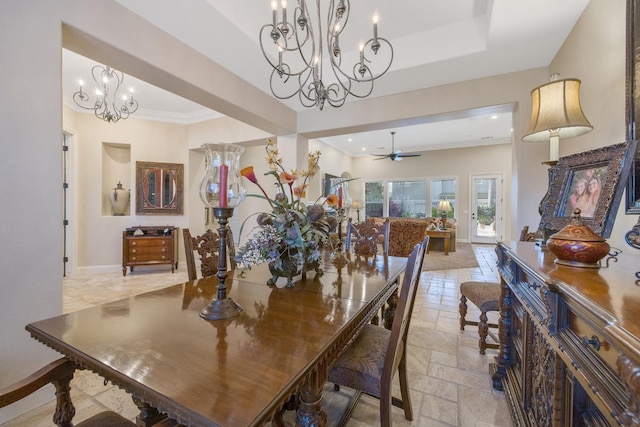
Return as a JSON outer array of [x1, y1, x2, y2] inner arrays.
[[260, 0, 393, 110], [73, 65, 139, 123]]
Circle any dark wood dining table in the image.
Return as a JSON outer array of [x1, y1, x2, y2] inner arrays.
[[26, 252, 407, 427]]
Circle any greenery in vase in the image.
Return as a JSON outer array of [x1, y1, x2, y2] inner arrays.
[[235, 140, 339, 274]]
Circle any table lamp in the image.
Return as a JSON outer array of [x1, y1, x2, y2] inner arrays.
[[437, 199, 452, 230], [352, 200, 363, 222], [522, 74, 593, 218], [522, 75, 593, 160]]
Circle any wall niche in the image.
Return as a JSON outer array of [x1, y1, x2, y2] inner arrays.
[[102, 142, 131, 216]]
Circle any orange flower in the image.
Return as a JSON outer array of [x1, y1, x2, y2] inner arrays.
[[293, 186, 306, 198], [326, 194, 339, 207], [240, 166, 258, 184], [279, 171, 297, 185]]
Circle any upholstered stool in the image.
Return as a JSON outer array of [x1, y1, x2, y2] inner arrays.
[[459, 281, 500, 354]]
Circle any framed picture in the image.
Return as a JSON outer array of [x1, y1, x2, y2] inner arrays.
[[540, 140, 638, 238], [323, 173, 339, 197]]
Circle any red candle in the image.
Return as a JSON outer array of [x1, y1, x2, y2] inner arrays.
[[338, 186, 343, 208], [219, 164, 228, 207]]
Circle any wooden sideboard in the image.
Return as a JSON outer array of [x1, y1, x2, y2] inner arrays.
[[492, 241, 640, 426], [122, 226, 178, 276]]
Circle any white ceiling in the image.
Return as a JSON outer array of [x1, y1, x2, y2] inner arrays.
[[62, 0, 590, 157]]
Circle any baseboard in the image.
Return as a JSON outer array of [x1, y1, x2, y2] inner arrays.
[[75, 264, 122, 275], [74, 262, 186, 276]]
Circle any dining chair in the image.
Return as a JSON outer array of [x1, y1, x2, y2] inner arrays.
[[345, 218, 389, 256], [458, 228, 534, 354], [0, 358, 136, 427], [183, 228, 236, 281], [459, 281, 500, 354], [327, 236, 428, 427]]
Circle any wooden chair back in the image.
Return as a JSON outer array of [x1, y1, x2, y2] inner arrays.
[[519, 225, 542, 242], [345, 218, 389, 256], [382, 236, 427, 393], [183, 228, 236, 281]]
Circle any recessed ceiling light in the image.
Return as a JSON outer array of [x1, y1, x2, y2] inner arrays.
[[361, 147, 366, 151], [348, 138, 353, 142], [491, 115, 498, 119]]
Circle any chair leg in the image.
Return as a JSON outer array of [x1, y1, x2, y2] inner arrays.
[[397, 353, 413, 421], [478, 310, 489, 355], [459, 295, 468, 330], [380, 389, 393, 427]]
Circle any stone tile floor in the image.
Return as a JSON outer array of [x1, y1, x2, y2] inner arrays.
[[2, 244, 512, 427]]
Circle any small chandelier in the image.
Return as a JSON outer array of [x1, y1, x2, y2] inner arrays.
[[260, 0, 393, 110], [72, 65, 139, 123]]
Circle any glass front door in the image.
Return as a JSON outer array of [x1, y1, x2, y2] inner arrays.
[[471, 174, 503, 244]]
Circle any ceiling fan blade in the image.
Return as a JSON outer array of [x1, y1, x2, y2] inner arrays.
[[396, 152, 422, 158], [372, 156, 387, 161], [370, 153, 389, 157]]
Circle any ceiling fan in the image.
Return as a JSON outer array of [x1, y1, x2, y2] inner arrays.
[[371, 131, 422, 161]]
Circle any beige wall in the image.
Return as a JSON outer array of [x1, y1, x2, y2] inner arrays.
[[1, 0, 636, 423], [549, 0, 634, 252], [1, 2, 65, 421], [308, 139, 355, 201]]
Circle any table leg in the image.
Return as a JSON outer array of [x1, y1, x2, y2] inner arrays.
[[296, 370, 328, 427], [132, 396, 167, 426], [383, 289, 399, 330], [444, 236, 450, 255]]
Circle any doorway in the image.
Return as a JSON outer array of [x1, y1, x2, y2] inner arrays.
[[470, 174, 503, 244], [62, 130, 75, 276]]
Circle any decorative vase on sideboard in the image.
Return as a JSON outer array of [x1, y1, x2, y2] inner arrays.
[[109, 181, 130, 216]]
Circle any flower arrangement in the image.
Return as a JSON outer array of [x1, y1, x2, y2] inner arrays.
[[235, 140, 339, 285]]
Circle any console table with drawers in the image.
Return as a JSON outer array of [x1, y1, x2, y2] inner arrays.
[[492, 241, 640, 426], [122, 226, 178, 276]]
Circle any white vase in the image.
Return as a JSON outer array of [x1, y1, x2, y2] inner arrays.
[[109, 181, 130, 216]]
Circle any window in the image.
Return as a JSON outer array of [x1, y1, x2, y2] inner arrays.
[[364, 179, 427, 218], [364, 181, 384, 218], [430, 178, 456, 219], [364, 177, 456, 219], [388, 180, 426, 217]]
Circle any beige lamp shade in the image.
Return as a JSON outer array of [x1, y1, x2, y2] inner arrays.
[[437, 200, 452, 212], [522, 78, 593, 142]]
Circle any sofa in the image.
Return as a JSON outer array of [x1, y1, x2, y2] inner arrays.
[[369, 217, 456, 257]]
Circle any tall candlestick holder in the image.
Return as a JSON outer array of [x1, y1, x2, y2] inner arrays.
[[200, 207, 243, 320], [332, 207, 349, 266], [199, 143, 246, 320]]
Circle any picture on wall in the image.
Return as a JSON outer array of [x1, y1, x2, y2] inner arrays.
[[540, 140, 638, 237], [323, 173, 339, 197]]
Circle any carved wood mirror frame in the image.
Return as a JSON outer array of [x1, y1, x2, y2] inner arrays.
[[626, 0, 640, 214], [135, 161, 184, 215]]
